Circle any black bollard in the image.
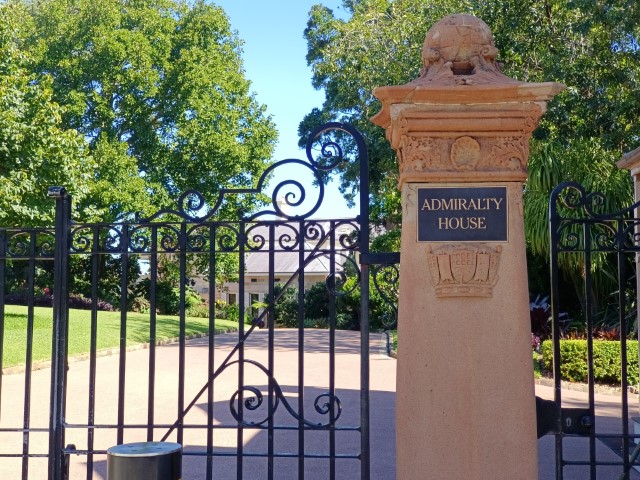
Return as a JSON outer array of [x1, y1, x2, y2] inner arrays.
[[107, 442, 182, 480]]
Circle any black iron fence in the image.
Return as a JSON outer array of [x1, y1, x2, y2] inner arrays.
[[548, 181, 640, 480], [0, 123, 399, 480]]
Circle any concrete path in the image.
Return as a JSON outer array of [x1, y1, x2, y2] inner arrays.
[[1, 329, 638, 479]]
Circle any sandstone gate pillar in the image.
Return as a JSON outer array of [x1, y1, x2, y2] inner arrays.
[[617, 147, 640, 423], [371, 14, 564, 479]]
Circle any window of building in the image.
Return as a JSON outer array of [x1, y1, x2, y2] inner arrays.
[[228, 293, 237, 305], [251, 293, 260, 319]]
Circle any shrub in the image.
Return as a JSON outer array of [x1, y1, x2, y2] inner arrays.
[[187, 302, 210, 318], [304, 282, 330, 319], [225, 303, 239, 323], [5, 292, 114, 311], [69, 294, 115, 311], [541, 339, 639, 384], [5, 292, 54, 307], [137, 279, 202, 315], [530, 295, 551, 340], [533, 351, 542, 379], [129, 297, 150, 314], [531, 333, 541, 351], [267, 285, 298, 327], [336, 312, 356, 330], [213, 299, 230, 319]]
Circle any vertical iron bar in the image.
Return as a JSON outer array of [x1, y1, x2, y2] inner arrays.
[[329, 221, 336, 480], [147, 225, 158, 441], [21, 231, 36, 479], [618, 219, 630, 475], [48, 188, 71, 480], [86, 227, 99, 479], [237, 222, 246, 480], [356, 123, 371, 480], [297, 220, 305, 480], [637, 207, 640, 473], [178, 223, 187, 446], [268, 224, 275, 479], [206, 224, 216, 480], [549, 192, 564, 480], [0, 229, 5, 422], [584, 223, 596, 480], [116, 225, 129, 445]]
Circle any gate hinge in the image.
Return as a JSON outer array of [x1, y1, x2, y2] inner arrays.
[[536, 396, 593, 438], [360, 252, 400, 265]]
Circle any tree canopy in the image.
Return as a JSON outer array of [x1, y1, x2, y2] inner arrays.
[[1, 0, 278, 226], [302, 0, 638, 264], [0, 4, 94, 226]]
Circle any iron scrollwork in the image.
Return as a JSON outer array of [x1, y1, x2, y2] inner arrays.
[[135, 122, 361, 224], [2, 229, 56, 259], [550, 181, 640, 253], [372, 263, 399, 330], [324, 252, 361, 297], [227, 360, 342, 428]]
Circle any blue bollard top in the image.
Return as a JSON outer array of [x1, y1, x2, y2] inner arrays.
[[107, 442, 182, 458]]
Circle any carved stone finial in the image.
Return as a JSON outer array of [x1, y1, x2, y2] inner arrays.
[[370, 13, 565, 188], [416, 14, 514, 86]]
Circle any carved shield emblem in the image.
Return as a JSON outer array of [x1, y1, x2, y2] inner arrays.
[[450, 250, 476, 283], [427, 244, 502, 297]]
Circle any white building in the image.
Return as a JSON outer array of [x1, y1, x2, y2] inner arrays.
[[191, 220, 357, 317]]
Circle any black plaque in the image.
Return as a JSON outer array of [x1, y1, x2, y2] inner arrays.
[[417, 186, 508, 242]]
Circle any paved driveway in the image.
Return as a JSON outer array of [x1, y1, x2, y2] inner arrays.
[[0, 329, 396, 479], [536, 384, 640, 480], [1, 330, 638, 479]]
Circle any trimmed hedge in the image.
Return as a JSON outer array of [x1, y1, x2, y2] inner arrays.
[[541, 340, 638, 385]]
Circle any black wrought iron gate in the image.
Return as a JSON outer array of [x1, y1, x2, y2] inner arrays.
[[548, 181, 640, 479], [0, 123, 396, 480]]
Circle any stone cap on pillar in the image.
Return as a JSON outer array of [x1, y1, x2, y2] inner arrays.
[[371, 14, 565, 187], [617, 146, 640, 177]]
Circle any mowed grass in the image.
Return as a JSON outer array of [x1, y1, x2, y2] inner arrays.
[[1, 305, 238, 368]]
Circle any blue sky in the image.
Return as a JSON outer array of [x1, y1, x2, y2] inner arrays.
[[212, 0, 358, 218]]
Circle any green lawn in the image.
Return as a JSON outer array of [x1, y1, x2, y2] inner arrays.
[[1, 305, 238, 368]]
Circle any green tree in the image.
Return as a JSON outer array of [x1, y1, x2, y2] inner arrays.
[[304, 281, 330, 320], [301, 0, 638, 292], [266, 284, 299, 327], [302, 0, 639, 208], [301, 0, 466, 227], [11, 0, 277, 222], [0, 4, 94, 227]]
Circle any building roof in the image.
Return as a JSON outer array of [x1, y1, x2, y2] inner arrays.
[[243, 221, 356, 276]]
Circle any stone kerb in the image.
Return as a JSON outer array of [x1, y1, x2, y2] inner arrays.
[[371, 14, 564, 480]]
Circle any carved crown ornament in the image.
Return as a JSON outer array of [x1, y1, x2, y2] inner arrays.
[[426, 244, 502, 298], [370, 14, 565, 187]]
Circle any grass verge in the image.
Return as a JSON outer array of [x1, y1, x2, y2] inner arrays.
[[1, 305, 238, 368]]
